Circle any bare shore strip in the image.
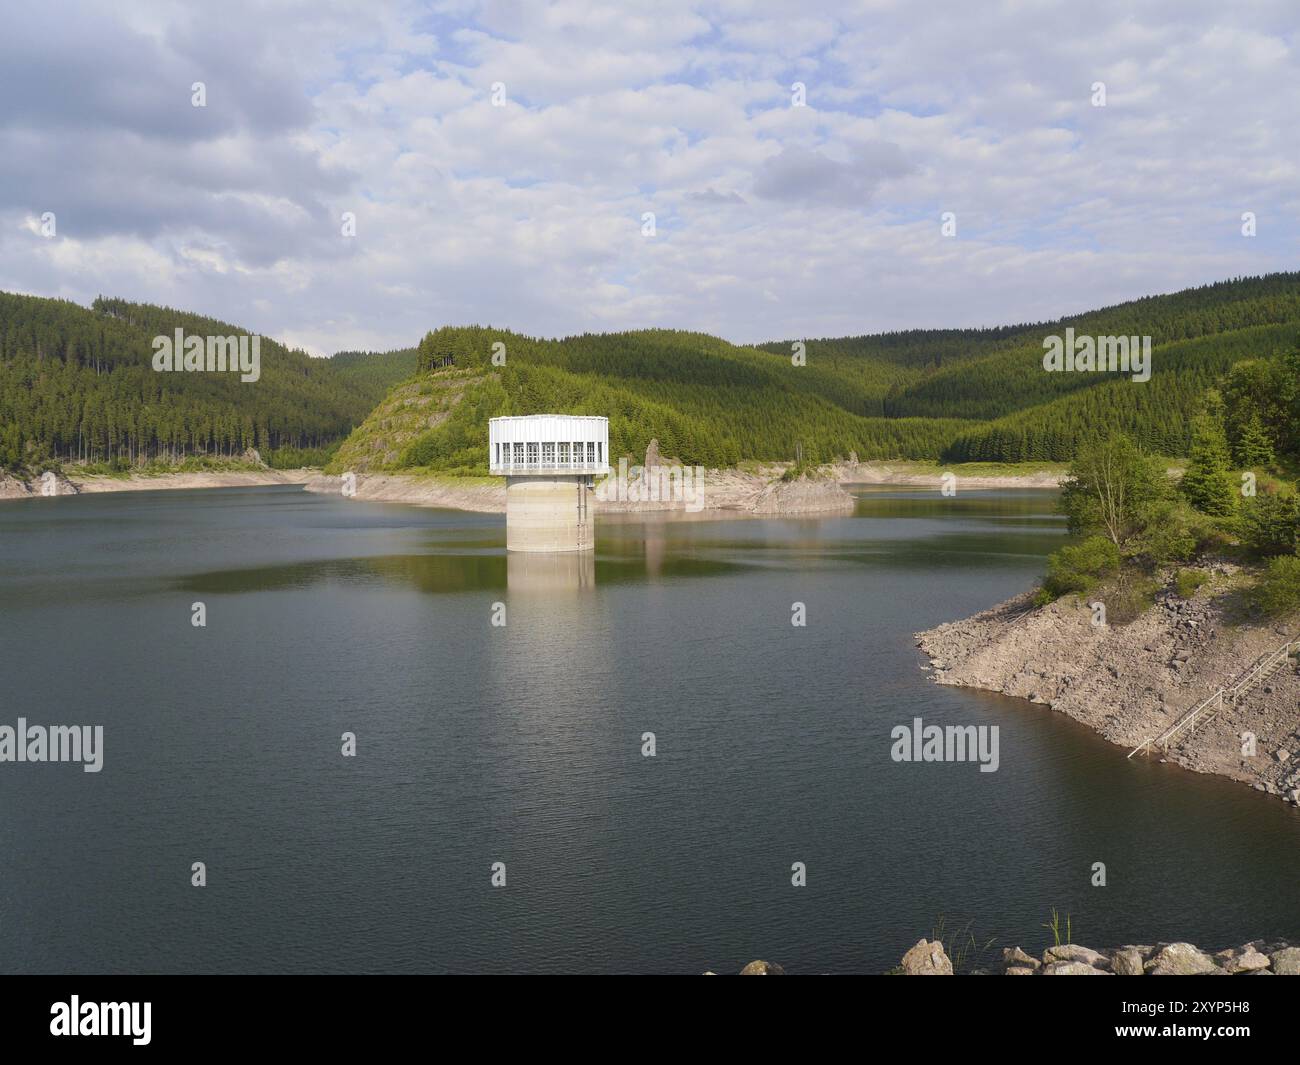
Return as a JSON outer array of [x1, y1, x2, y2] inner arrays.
[[0, 467, 315, 499], [916, 572, 1300, 805], [0, 460, 1064, 512], [296, 469, 866, 515]]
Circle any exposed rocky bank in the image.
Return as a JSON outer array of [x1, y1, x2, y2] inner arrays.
[[304, 465, 856, 517], [0, 467, 313, 498], [916, 569, 1300, 804]]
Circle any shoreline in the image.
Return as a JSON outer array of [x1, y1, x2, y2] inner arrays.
[[0, 461, 1065, 509], [835, 461, 1066, 489], [299, 468, 861, 516], [915, 576, 1300, 806], [0, 467, 313, 499]]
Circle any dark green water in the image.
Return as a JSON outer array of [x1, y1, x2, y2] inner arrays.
[[1, 485, 1297, 973]]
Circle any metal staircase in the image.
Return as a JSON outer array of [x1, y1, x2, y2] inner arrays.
[[1128, 636, 1299, 759]]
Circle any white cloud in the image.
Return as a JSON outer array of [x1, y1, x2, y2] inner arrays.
[[0, 0, 1297, 351]]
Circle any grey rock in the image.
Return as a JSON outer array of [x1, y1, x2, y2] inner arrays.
[[1146, 942, 1216, 975], [1269, 947, 1300, 975], [1042, 960, 1111, 975], [738, 959, 785, 975], [1111, 949, 1145, 976], [1215, 947, 1270, 973], [1044, 944, 1109, 969], [900, 939, 953, 975], [1002, 946, 1040, 971]]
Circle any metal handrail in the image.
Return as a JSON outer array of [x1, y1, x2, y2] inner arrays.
[[1128, 636, 1298, 758]]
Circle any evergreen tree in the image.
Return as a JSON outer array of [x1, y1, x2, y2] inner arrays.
[[1179, 413, 1237, 516], [1235, 411, 1276, 467]]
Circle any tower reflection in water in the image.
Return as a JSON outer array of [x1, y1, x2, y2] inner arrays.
[[506, 549, 596, 593]]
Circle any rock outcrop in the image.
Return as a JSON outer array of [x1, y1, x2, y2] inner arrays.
[[0, 469, 78, 497], [916, 572, 1300, 803], [749, 475, 855, 515]]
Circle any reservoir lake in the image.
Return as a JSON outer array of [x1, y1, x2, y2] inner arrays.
[[2, 485, 1298, 973]]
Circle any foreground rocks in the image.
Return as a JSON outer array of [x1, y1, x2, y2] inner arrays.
[[899, 939, 955, 975], [715, 938, 1298, 974], [892, 939, 1298, 975]]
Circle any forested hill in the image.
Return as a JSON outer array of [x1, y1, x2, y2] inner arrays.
[[5, 272, 1300, 476], [327, 346, 418, 402], [333, 272, 1300, 475], [0, 294, 400, 469]]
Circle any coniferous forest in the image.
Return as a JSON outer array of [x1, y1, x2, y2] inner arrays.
[[2, 272, 1300, 475]]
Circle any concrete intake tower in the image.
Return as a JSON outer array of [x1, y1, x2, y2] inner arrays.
[[489, 415, 609, 552]]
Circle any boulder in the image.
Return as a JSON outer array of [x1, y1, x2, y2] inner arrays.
[[1215, 947, 1270, 973], [1042, 961, 1111, 975], [1001, 946, 1040, 971], [900, 939, 953, 975], [738, 959, 785, 975], [1111, 949, 1145, 976], [1005, 966, 1037, 976], [1043, 944, 1109, 969], [1145, 943, 1216, 975], [1269, 947, 1300, 975]]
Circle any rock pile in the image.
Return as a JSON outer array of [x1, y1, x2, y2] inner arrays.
[[713, 940, 1300, 974], [901, 939, 1300, 975]]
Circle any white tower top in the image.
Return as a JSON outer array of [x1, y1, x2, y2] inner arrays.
[[489, 415, 610, 475]]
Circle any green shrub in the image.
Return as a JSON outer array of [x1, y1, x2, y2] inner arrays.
[[1035, 535, 1121, 604], [1107, 575, 1161, 622], [1127, 501, 1225, 567], [1174, 568, 1208, 598], [1252, 555, 1300, 617], [1240, 490, 1299, 557]]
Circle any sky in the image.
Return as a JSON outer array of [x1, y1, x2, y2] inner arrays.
[[2, 0, 1297, 355]]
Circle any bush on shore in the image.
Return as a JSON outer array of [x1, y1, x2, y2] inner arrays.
[[1252, 555, 1300, 617], [1035, 535, 1120, 605]]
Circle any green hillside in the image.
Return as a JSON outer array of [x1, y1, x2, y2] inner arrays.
[[0, 295, 406, 470], [327, 346, 418, 405], [5, 272, 1299, 479], [328, 326, 978, 474], [332, 273, 1300, 476]]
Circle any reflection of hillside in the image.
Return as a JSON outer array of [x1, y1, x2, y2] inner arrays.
[[177, 553, 507, 596], [507, 550, 595, 593], [851, 490, 1063, 526]]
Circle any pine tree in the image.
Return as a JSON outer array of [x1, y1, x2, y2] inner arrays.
[[1235, 411, 1275, 467], [1180, 413, 1237, 516]]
